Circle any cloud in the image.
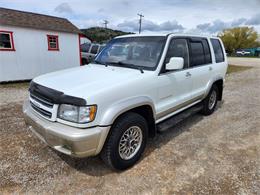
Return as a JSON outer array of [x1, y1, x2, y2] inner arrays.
[[54, 3, 73, 14], [117, 19, 184, 32], [194, 17, 256, 34], [246, 13, 260, 25], [231, 18, 247, 26], [194, 13, 260, 34], [195, 20, 229, 33], [196, 23, 212, 31], [159, 21, 185, 31]]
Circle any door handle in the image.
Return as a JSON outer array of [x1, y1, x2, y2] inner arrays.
[[185, 72, 191, 77], [209, 66, 213, 71]]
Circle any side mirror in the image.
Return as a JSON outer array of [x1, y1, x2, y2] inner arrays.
[[165, 57, 184, 71]]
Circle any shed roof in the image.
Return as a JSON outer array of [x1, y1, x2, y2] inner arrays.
[[0, 7, 81, 34]]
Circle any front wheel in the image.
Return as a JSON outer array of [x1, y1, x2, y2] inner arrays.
[[100, 112, 148, 170], [201, 85, 219, 116]]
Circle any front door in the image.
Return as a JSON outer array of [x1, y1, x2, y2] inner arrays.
[[156, 38, 192, 121]]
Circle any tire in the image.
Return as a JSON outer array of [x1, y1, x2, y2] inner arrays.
[[200, 85, 219, 116], [100, 112, 148, 170], [81, 58, 87, 65]]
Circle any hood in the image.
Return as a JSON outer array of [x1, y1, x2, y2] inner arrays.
[[33, 64, 144, 99]]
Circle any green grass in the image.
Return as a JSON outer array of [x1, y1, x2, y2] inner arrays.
[[227, 64, 252, 74], [0, 81, 30, 89]]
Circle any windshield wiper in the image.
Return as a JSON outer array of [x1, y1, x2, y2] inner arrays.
[[108, 61, 144, 73]]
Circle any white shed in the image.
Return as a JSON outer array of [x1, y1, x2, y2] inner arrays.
[[0, 7, 83, 82]]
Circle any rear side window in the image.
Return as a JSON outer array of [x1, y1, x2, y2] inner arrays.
[[90, 45, 99, 54], [190, 42, 205, 66], [202, 39, 212, 64], [81, 43, 91, 52], [190, 39, 212, 67], [211, 39, 224, 63]]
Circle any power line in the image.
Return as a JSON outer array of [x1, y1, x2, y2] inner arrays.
[[137, 13, 144, 34]]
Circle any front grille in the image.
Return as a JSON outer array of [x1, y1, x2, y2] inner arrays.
[[30, 93, 54, 108], [30, 101, 52, 118], [29, 91, 56, 120]]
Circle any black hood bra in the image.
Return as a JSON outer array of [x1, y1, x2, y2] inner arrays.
[[29, 81, 87, 106]]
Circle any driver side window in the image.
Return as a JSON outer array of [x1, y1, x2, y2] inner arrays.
[[164, 39, 189, 69]]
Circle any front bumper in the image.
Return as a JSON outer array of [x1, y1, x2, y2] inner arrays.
[[23, 100, 110, 158]]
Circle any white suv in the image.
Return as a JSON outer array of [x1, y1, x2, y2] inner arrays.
[[23, 34, 228, 170]]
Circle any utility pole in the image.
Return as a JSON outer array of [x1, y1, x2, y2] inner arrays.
[[137, 13, 144, 34], [103, 20, 109, 29]]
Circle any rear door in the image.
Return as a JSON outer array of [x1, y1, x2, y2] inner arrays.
[[188, 38, 213, 99]]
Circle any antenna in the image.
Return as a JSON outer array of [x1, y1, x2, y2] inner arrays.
[[137, 13, 144, 34]]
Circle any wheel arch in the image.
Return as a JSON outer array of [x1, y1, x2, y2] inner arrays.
[[204, 77, 224, 100], [100, 96, 157, 138]]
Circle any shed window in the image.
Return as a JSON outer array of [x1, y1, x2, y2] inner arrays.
[[0, 31, 15, 51], [47, 35, 59, 51]]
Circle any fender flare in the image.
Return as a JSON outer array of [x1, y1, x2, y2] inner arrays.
[[99, 96, 156, 126], [203, 75, 224, 99]]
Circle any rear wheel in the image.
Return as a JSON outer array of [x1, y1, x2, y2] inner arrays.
[[201, 85, 219, 116], [101, 112, 148, 170]]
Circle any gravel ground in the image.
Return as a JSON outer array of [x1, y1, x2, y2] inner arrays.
[[0, 58, 259, 194], [228, 57, 260, 67]]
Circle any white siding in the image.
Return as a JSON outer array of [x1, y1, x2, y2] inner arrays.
[[0, 25, 80, 82]]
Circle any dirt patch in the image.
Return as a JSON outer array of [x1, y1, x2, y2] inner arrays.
[[0, 86, 28, 106]]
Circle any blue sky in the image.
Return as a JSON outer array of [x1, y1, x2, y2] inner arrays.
[[0, 0, 260, 34]]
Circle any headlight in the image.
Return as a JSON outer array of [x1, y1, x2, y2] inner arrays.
[[58, 104, 97, 123]]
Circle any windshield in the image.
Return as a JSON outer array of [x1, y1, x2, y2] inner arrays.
[[94, 36, 166, 71]]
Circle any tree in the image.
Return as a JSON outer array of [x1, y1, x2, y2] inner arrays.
[[218, 27, 259, 54]]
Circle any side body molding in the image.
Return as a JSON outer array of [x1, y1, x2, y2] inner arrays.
[[100, 96, 156, 126]]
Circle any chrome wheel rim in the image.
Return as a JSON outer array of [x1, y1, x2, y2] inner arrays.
[[208, 90, 217, 110], [118, 126, 143, 160]]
